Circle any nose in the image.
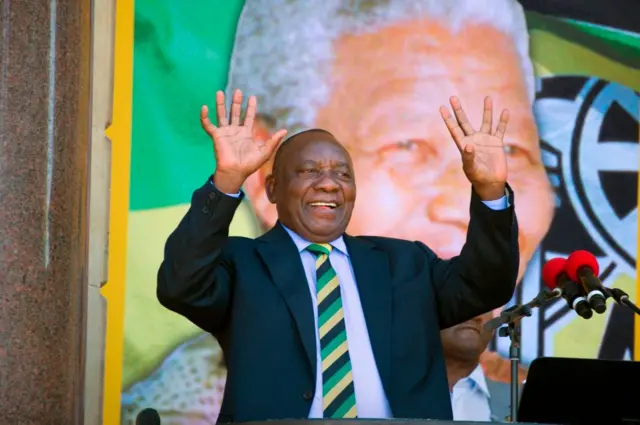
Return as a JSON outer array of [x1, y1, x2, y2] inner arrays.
[[314, 171, 340, 192], [426, 164, 470, 225]]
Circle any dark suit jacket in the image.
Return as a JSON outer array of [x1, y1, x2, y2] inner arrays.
[[157, 180, 519, 422]]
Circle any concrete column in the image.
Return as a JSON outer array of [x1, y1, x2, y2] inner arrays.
[[84, 0, 116, 423], [0, 0, 91, 423]]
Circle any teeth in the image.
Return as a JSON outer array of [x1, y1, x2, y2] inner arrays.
[[310, 202, 337, 208]]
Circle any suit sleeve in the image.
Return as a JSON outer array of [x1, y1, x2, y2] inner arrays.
[[157, 178, 242, 333], [420, 184, 519, 329]]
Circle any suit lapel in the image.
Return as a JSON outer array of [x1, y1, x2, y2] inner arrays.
[[256, 223, 317, 375], [344, 235, 392, 390]]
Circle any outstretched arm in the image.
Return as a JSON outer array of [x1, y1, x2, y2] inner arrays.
[[428, 96, 518, 328], [157, 89, 287, 333], [424, 185, 518, 329], [157, 182, 242, 333]]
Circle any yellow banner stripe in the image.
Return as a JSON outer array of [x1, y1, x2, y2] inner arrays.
[[323, 370, 353, 409], [322, 341, 347, 371], [529, 30, 640, 92]]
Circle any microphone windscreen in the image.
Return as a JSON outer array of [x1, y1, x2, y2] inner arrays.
[[136, 408, 161, 425], [541, 258, 566, 289], [565, 250, 599, 281]]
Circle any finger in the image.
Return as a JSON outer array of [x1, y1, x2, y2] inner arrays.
[[243, 95, 257, 129], [439, 105, 465, 151], [450, 96, 475, 135], [479, 96, 493, 133], [493, 109, 510, 140], [215, 91, 228, 126], [263, 129, 288, 157], [230, 89, 243, 126], [200, 105, 217, 136]]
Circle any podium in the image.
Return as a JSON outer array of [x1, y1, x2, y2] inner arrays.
[[141, 357, 640, 424], [518, 357, 640, 424], [242, 421, 553, 425]]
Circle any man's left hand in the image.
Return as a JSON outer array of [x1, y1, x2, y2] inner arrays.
[[440, 96, 509, 201]]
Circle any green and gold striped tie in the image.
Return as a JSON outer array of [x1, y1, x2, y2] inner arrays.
[[306, 243, 357, 419]]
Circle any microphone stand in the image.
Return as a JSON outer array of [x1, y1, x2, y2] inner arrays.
[[606, 288, 640, 315], [484, 289, 561, 423], [496, 305, 528, 423]]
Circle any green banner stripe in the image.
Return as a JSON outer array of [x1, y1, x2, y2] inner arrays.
[[526, 12, 640, 69], [130, 0, 245, 211], [568, 21, 640, 49]]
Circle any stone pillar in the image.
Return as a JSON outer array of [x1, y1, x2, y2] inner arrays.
[[0, 0, 91, 424], [84, 0, 116, 423]]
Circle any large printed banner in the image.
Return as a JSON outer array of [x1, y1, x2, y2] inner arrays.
[[110, 1, 640, 423]]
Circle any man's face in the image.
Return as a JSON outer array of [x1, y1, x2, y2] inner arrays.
[[265, 132, 357, 243], [248, 18, 553, 279], [441, 312, 495, 362], [314, 19, 554, 280]]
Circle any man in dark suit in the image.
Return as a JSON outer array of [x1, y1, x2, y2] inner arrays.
[[157, 88, 519, 422]]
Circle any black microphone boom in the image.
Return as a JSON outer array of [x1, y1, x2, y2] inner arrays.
[[607, 288, 640, 316], [484, 288, 561, 332]]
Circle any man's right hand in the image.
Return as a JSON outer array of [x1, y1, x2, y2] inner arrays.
[[200, 88, 288, 194]]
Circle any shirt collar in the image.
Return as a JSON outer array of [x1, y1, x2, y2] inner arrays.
[[467, 364, 491, 399], [281, 224, 348, 256]]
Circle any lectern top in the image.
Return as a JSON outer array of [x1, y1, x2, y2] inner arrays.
[[519, 357, 640, 424]]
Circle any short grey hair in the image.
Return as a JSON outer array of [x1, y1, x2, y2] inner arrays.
[[226, 0, 535, 134]]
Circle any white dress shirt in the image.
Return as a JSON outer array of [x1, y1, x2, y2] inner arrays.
[[218, 182, 508, 418], [281, 225, 392, 418], [450, 365, 492, 422]]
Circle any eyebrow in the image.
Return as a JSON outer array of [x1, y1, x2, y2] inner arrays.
[[299, 160, 350, 168]]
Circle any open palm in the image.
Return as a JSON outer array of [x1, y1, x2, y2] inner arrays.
[[201, 89, 287, 179], [440, 96, 509, 188]]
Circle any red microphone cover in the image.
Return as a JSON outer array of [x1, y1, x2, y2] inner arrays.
[[541, 258, 567, 289], [565, 250, 599, 281]]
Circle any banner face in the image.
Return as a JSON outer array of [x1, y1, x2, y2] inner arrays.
[[116, 1, 639, 423]]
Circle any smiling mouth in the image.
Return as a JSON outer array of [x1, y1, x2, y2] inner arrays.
[[308, 202, 339, 209]]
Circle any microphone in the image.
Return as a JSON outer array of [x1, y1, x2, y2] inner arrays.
[[541, 257, 592, 319], [136, 408, 161, 425], [565, 250, 607, 314]]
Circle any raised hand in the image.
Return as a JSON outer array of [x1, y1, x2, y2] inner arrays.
[[201, 89, 287, 193], [440, 96, 509, 200]]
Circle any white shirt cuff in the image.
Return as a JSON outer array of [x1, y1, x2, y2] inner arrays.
[[480, 189, 509, 210], [210, 179, 241, 198]]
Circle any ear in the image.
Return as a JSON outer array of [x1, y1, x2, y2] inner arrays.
[[243, 119, 279, 229]]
